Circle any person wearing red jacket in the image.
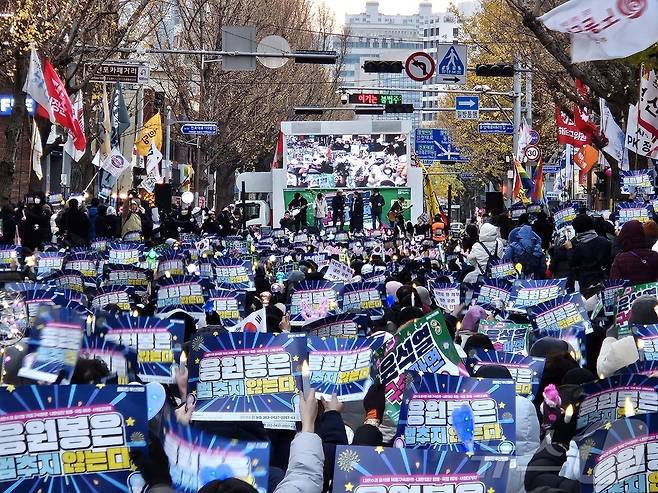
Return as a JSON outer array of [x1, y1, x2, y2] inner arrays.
[[610, 220, 658, 284]]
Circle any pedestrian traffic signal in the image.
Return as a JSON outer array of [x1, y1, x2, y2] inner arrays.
[[362, 60, 404, 73], [474, 64, 515, 77], [385, 104, 414, 113]]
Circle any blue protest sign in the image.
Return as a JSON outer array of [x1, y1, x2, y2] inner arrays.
[[102, 313, 184, 384], [478, 320, 531, 355], [105, 242, 143, 265], [509, 279, 567, 310], [18, 309, 85, 383], [307, 336, 384, 402], [576, 374, 658, 431], [289, 280, 344, 325], [188, 332, 307, 421], [529, 293, 590, 365], [0, 384, 148, 491], [103, 264, 151, 292], [205, 289, 246, 328], [156, 275, 208, 318], [467, 350, 545, 401], [304, 313, 369, 338], [92, 286, 135, 312], [213, 258, 255, 290], [163, 412, 269, 493], [342, 282, 385, 319], [475, 278, 513, 310], [429, 282, 461, 312], [81, 332, 137, 384], [397, 373, 516, 454], [333, 445, 509, 493], [35, 251, 66, 279], [576, 413, 658, 493]]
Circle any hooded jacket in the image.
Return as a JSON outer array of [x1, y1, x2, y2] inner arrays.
[[504, 224, 543, 263], [508, 395, 540, 493], [464, 224, 504, 283], [610, 220, 658, 284]]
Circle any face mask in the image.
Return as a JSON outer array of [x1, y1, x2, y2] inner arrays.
[[34, 199, 41, 204]]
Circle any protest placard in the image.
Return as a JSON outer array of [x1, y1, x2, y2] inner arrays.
[[467, 350, 545, 401]]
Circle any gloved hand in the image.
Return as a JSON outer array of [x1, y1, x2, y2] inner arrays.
[[130, 431, 172, 488], [363, 383, 386, 423]]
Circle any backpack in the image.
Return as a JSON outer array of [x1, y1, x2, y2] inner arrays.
[[476, 241, 500, 277]]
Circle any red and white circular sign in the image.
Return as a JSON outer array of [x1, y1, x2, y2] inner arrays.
[[405, 52, 436, 82], [524, 145, 541, 161]]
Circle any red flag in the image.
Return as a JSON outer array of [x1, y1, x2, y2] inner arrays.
[[575, 79, 590, 104], [37, 60, 86, 151], [555, 106, 590, 146], [271, 130, 283, 169]]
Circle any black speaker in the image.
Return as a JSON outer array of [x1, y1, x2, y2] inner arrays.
[[154, 183, 172, 211], [486, 192, 504, 214]]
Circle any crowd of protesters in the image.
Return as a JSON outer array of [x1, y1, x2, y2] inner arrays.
[[3, 190, 658, 493]]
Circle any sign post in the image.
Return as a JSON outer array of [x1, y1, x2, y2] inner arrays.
[[404, 52, 436, 82], [435, 44, 468, 85], [414, 128, 467, 165], [455, 95, 480, 120], [84, 61, 150, 84], [179, 122, 218, 135]]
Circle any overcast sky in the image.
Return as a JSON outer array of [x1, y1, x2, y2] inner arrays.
[[321, 0, 472, 25]]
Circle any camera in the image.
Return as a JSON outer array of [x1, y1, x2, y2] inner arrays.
[[340, 93, 349, 105]]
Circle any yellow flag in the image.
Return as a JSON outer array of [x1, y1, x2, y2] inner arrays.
[[135, 112, 162, 156]]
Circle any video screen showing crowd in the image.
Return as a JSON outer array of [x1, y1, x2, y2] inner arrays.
[[285, 134, 408, 189], [4, 190, 658, 493]]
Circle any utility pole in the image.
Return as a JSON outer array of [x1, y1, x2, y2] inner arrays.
[[512, 60, 522, 159], [165, 106, 172, 182], [525, 62, 533, 126]]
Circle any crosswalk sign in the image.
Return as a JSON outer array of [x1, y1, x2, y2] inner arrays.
[[436, 44, 467, 85]]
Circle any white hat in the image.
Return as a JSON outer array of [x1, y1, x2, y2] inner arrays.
[[597, 336, 639, 378], [361, 263, 374, 275]]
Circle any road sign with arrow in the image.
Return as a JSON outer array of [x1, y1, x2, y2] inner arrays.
[[405, 52, 435, 82], [455, 95, 479, 120], [435, 44, 467, 85]]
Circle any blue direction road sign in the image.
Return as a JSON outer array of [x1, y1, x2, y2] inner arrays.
[[478, 122, 514, 135], [415, 128, 467, 165], [180, 123, 218, 135], [455, 96, 479, 120]]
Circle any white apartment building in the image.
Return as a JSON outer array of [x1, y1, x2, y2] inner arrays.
[[341, 1, 477, 127]]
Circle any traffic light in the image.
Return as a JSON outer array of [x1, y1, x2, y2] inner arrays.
[[362, 60, 403, 73], [474, 64, 515, 77], [354, 106, 385, 116], [385, 104, 414, 113], [294, 107, 325, 115], [154, 91, 165, 110]]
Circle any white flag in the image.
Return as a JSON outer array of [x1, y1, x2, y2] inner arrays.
[[515, 119, 532, 162], [22, 46, 55, 122], [599, 98, 629, 170], [146, 143, 162, 179], [31, 119, 43, 180], [228, 308, 267, 333], [639, 68, 658, 138], [625, 104, 658, 158], [101, 147, 131, 178], [65, 91, 86, 162], [540, 0, 658, 63]]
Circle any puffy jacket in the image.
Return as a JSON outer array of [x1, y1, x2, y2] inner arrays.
[[464, 223, 504, 283], [508, 395, 540, 493], [524, 445, 580, 493], [504, 224, 543, 262], [610, 220, 658, 284], [568, 232, 612, 291]]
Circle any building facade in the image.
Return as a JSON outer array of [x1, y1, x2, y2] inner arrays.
[[341, 1, 477, 128]]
